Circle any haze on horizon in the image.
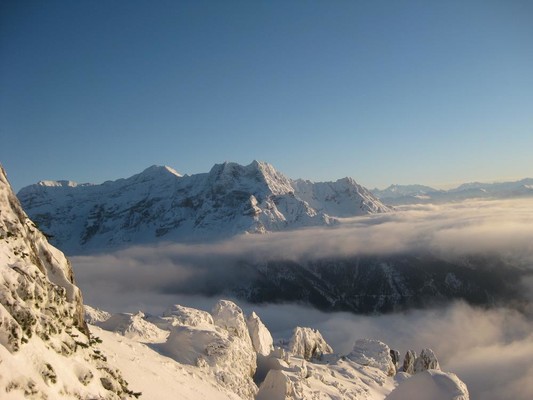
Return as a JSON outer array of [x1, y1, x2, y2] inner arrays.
[[1, 0, 532, 191]]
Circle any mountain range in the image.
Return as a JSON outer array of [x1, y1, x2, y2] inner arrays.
[[372, 178, 533, 205], [17, 161, 389, 254]]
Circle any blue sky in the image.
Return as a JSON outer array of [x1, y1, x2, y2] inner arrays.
[[1, 0, 532, 191]]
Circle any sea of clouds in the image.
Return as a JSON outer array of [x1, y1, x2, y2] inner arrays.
[[72, 198, 533, 400]]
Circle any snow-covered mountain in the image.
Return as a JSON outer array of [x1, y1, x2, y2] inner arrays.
[[373, 178, 533, 205], [18, 161, 390, 254]]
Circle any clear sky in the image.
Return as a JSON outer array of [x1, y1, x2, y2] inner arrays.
[[1, 0, 532, 191]]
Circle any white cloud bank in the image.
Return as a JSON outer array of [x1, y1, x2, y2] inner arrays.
[[72, 198, 533, 312]]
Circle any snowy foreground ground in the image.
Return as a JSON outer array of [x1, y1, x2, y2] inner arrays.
[[85, 301, 469, 400]]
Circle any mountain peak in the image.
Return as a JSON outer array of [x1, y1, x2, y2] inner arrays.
[[137, 165, 182, 179], [208, 160, 293, 196]]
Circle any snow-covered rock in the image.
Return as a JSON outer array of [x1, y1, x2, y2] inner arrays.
[[159, 300, 258, 399], [257, 349, 396, 400], [288, 326, 333, 360], [84, 304, 111, 324], [162, 304, 214, 327], [212, 299, 252, 343], [348, 338, 396, 376], [386, 370, 469, 400], [0, 164, 135, 399], [79, 298, 468, 400], [414, 348, 440, 373], [256, 369, 293, 400], [18, 161, 390, 254], [246, 311, 274, 356], [97, 311, 169, 342]]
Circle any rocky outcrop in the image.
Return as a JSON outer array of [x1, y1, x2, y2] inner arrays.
[[390, 348, 401, 372], [246, 311, 274, 356], [159, 300, 258, 399], [162, 304, 214, 327], [414, 348, 441, 373], [0, 164, 136, 399], [349, 339, 396, 376], [212, 299, 252, 344], [402, 350, 417, 374], [288, 327, 333, 361], [401, 347, 440, 375]]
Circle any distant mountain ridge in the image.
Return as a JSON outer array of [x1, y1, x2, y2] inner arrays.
[[18, 161, 390, 254], [372, 178, 533, 205]]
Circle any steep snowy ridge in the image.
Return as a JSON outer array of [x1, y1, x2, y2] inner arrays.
[[18, 161, 389, 254], [0, 165, 136, 399]]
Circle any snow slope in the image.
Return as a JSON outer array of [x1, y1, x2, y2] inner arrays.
[[18, 161, 390, 254], [91, 325, 242, 400]]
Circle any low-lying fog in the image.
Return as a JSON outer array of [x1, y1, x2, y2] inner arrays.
[[72, 198, 533, 400]]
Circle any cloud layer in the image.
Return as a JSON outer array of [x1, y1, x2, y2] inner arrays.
[[72, 198, 533, 313]]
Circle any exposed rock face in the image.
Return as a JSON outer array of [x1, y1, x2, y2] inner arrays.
[[402, 350, 417, 374], [288, 327, 333, 361], [348, 339, 396, 376], [390, 349, 401, 372], [246, 311, 274, 356], [0, 164, 135, 398], [0, 165, 87, 339], [414, 348, 441, 373]]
